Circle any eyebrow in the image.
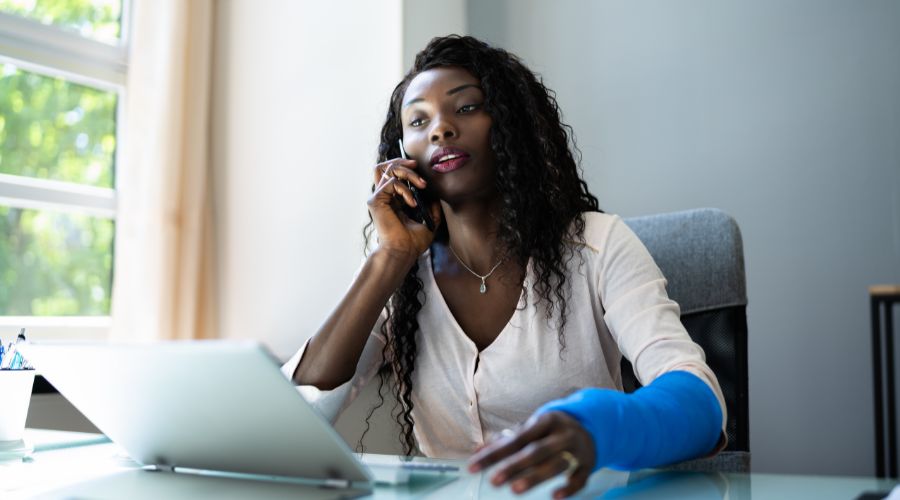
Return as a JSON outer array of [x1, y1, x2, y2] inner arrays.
[[403, 84, 483, 108]]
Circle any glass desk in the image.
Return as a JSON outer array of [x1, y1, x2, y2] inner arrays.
[[2, 429, 897, 499]]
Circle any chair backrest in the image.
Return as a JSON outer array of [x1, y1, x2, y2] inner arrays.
[[622, 208, 749, 453]]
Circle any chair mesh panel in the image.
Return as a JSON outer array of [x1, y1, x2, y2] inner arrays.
[[620, 305, 749, 452]]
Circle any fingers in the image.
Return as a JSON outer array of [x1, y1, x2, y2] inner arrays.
[[373, 159, 425, 188], [378, 176, 418, 208], [370, 160, 427, 211], [552, 469, 591, 499], [507, 454, 569, 495], [468, 412, 595, 498], [490, 436, 567, 488], [468, 415, 552, 472]]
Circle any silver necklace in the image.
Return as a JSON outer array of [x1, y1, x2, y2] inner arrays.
[[448, 245, 504, 294]]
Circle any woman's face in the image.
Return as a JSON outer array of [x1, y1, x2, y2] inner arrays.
[[400, 66, 495, 204]]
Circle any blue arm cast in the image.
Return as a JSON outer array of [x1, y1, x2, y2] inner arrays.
[[536, 370, 723, 471]]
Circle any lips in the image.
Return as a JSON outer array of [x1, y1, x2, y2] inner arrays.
[[430, 147, 471, 173]]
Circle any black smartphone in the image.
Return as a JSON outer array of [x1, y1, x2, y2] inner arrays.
[[399, 139, 436, 232]]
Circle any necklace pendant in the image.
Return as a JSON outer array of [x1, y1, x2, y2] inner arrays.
[[479, 280, 487, 294]]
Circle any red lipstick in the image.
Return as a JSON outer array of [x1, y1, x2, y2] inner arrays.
[[430, 147, 471, 173]]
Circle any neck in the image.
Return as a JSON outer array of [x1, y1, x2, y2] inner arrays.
[[441, 198, 503, 273]]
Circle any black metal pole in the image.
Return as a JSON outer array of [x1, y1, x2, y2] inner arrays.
[[887, 302, 897, 479], [873, 297, 885, 478]]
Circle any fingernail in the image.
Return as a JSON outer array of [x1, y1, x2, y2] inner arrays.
[[491, 473, 506, 485], [468, 463, 481, 473], [513, 480, 527, 492]]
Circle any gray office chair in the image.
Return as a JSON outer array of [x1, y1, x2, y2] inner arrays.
[[622, 208, 750, 473]]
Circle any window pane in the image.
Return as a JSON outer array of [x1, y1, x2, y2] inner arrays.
[[0, 63, 116, 188], [0, 205, 113, 316], [0, 0, 122, 44]]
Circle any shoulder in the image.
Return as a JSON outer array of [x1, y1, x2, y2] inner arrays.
[[564, 211, 636, 255]]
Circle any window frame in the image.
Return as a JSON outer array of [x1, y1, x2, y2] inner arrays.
[[0, 3, 130, 340]]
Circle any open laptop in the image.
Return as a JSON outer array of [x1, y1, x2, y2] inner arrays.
[[21, 340, 458, 490]]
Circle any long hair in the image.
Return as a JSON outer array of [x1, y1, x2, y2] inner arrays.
[[362, 35, 601, 455]]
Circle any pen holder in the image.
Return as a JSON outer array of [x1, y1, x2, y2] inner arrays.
[[0, 369, 35, 442]]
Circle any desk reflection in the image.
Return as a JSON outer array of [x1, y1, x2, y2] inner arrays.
[[25, 464, 738, 499], [411, 467, 736, 499], [595, 470, 736, 499]]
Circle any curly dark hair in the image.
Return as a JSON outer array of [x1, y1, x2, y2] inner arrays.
[[361, 35, 601, 456]]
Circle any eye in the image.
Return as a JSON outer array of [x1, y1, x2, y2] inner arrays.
[[457, 103, 481, 114], [409, 116, 426, 127]]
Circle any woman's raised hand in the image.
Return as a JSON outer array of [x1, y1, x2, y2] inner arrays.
[[367, 158, 441, 262], [292, 158, 440, 389]]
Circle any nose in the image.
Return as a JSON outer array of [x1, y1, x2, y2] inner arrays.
[[430, 114, 457, 143]]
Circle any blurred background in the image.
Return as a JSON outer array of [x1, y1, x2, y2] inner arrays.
[[2, 0, 899, 479]]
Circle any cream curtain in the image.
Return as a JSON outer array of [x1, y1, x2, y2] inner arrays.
[[110, 0, 216, 341]]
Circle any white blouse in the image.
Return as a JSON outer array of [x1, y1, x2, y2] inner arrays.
[[282, 212, 727, 459]]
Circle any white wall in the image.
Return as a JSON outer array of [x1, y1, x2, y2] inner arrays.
[[468, 0, 900, 476], [212, 0, 402, 359], [402, 0, 467, 69]]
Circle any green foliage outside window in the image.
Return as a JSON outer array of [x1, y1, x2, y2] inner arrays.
[[0, 0, 121, 317], [0, 206, 113, 315], [0, 0, 121, 44], [0, 64, 117, 187]]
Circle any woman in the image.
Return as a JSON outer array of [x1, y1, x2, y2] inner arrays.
[[282, 35, 725, 498]]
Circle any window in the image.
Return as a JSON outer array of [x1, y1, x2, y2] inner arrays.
[[0, 0, 128, 339]]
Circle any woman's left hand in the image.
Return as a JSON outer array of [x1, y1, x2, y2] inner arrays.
[[467, 411, 597, 498]]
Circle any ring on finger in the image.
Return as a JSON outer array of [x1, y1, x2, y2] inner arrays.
[[499, 428, 516, 440], [380, 164, 397, 182], [559, 450, 579, 476]]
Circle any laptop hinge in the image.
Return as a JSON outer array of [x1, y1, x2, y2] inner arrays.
[[151, 464, 176, 473], [321, 478, 353, 489]]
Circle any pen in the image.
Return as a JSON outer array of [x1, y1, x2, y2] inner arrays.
[[0, 342, 14, 369], [12, 328, 28, 369], [0, 328, 28, 369]]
